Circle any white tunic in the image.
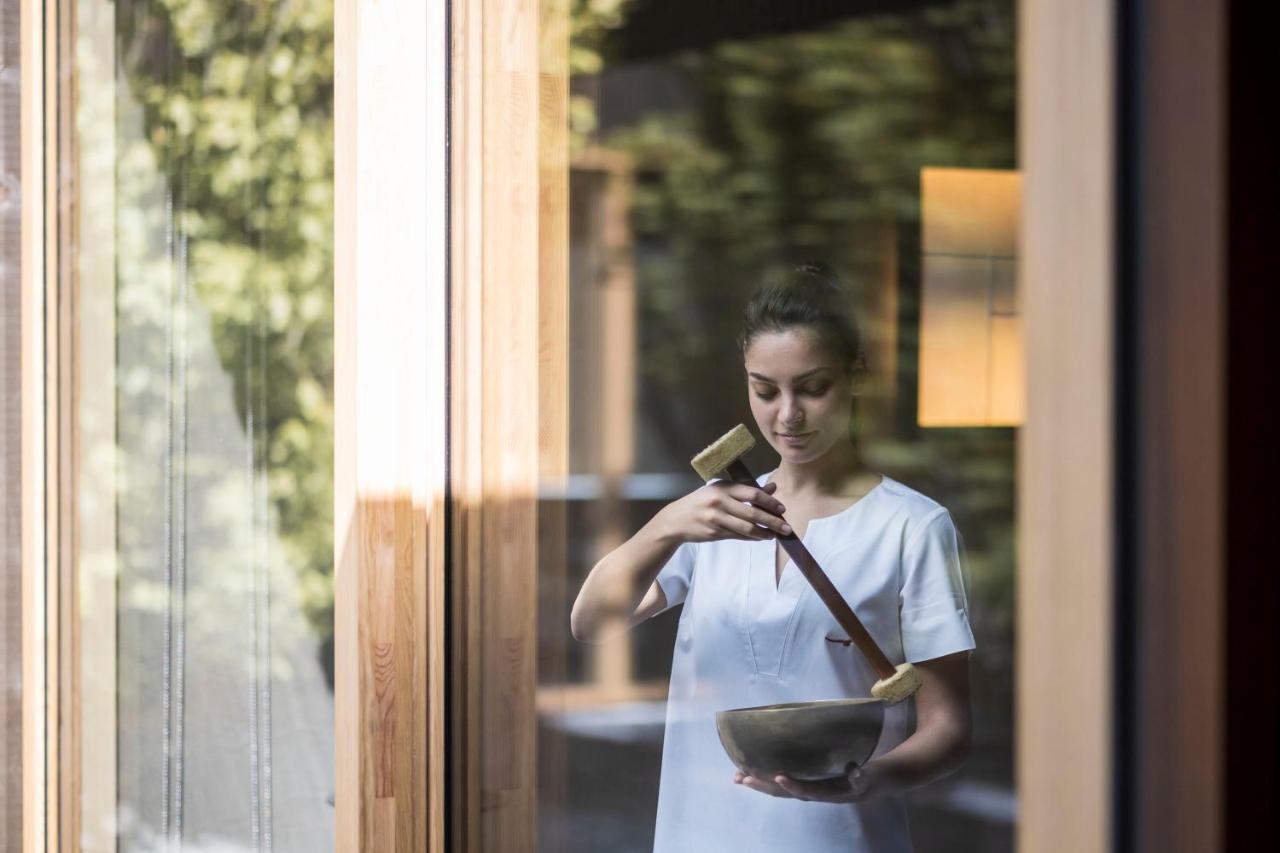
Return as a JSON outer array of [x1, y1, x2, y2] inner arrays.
[[651, 471, 976, 852]]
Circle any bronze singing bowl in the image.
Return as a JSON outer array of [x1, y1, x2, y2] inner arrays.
[[716, 698, 885, 782]]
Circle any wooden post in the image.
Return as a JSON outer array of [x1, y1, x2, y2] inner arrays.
[[334, 1, 447, 850], [451, 0, 568, 849], [1018, 0, 1115, 850]]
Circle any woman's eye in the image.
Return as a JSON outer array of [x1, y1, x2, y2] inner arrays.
[[803, 385, 830, 396], [754, 390, 777, 401]]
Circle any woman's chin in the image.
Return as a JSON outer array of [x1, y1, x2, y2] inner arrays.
[[776, 444, 821, 463]]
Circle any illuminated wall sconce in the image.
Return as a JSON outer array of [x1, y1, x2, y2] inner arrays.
[[917, 167, 1023, 427]]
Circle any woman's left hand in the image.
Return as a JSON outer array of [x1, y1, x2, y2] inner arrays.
[[733, 762, 891, 803]]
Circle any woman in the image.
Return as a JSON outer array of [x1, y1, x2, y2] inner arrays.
[[570, 262, 975, 851]]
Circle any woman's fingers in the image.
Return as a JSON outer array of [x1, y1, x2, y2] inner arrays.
[[723, 482, 787, 518], [717, 516, 773, 541], [718, 495, 791, 536], [774, 774, 853, 802], [737, 773, 796, 799]]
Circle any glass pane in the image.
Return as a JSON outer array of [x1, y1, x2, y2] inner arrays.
[[1, 0, 23, 843], [551, 2, 1016, 850], [73, 1, 335, 849]]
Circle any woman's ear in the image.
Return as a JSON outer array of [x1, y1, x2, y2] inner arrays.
[[849, 354, 868, 395]]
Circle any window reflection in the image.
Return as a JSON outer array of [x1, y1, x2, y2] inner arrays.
[[74, 1, 334, 849], [1, 0, 22, 839], [546, 2, 1016, 850]]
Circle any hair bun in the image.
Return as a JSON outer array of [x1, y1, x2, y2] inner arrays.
[[795, 261, 836, 278], [738, 261, 863, 366]]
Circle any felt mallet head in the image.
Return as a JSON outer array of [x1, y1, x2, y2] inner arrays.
[[870, 663, 921, 704], [691, 424, 755, 481]]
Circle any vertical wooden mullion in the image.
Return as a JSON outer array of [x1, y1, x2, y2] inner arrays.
[[478, 0, 538, 843], [448, 0, 483, 845], [1017, 0, 1115, 850], [42, 0, 61, 844], [536, 0, 570, 849], [1128, 2, 1226, 850], [335, 1, 445, 851], [20, 0, 48, 847], [451, 0, 566, 849]]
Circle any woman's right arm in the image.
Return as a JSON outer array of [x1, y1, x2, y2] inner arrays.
[[569, 480, 790, 644]]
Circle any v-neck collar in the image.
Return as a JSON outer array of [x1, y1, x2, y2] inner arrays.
[[762, 469, 889, 590], [740, 473, 889, 678]]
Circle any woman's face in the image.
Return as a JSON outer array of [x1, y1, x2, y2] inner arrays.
[[743, 327, 855, 465]]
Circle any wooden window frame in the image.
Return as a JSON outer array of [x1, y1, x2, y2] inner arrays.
[[20, 0, 1238, 851]]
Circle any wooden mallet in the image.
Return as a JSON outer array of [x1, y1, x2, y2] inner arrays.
[[691, 424, 921, 704]]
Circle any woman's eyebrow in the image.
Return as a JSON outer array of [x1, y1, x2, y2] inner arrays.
[[747, 368, 828, 383]]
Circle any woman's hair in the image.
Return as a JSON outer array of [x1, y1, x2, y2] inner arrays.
[[738, 261, 864, 371]]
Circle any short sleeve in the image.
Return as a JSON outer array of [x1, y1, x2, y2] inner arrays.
[[655, 541, 697, 614], [899, 509, 976, 663]]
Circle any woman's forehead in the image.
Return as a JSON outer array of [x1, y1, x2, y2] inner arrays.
[[743, 329, 841, 379]]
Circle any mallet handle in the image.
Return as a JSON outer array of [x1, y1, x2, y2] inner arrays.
[[726, 459, 897, 680]]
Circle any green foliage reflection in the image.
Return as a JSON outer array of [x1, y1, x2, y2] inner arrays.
[[118, 0, 336, 672]]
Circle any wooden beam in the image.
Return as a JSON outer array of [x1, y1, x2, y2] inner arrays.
[[1017, 1, 1115, 851], [20, 0, 51, 848], [451, 0, 569, 849], [537, 1, 571, 850], [334, 1, 447, 850]]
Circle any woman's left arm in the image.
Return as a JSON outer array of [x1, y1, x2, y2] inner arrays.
[[736, 650, 972, 802]]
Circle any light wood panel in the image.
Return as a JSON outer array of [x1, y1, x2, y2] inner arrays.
[[1017, 1, 1114, 850], [19, 0, 57, 845], [449, 0, 484, 843], [18, 0, 44, 846], [334, 1, 447, 850], [450, 0, 570, 849], [537, 1, 571, 850]]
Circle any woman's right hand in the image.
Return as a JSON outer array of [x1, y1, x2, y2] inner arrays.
[[654, 480, 792, 544]]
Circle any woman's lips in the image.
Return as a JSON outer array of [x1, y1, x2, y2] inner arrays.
[[778, 431, 813, 446]]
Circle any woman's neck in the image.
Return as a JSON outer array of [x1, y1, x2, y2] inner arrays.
[[772, 439, 877, 499]]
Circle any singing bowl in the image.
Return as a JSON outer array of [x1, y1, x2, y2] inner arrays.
[[716, 698, 885, 781]]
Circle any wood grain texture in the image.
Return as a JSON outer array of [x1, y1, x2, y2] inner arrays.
[[449, 0, 484, 844], [335, 1, 447, 850], [536, 1, 570, 850], [19, 0, 46, 847], [451, 0, 568, 850], [1017, 1, 1114, 850]]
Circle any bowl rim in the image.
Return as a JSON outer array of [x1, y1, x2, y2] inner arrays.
[[716, 697, 884, 716]]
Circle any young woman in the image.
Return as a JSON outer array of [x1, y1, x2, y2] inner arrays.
[[571, 263, 975, 851]]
